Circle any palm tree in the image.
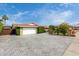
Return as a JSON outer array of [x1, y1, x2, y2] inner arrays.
[[2, 15, 8, 25]]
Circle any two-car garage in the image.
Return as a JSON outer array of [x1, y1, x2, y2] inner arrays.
[[20, 28, 37, 35], [13, 23, 38, 35]]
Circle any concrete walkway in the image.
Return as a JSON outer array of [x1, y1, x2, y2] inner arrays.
[[64, 31, 79, 56]]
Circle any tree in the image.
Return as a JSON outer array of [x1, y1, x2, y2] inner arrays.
[[48, 25, 56, 34], [55, 26, 60, 35], [2, 15, 8, 25], [59, 23, 70, 36]]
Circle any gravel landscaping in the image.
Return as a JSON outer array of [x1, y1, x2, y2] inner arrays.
[[0, 33, 75, 56]]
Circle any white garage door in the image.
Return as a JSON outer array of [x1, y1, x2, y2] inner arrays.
[[22, 28, 37, 35]]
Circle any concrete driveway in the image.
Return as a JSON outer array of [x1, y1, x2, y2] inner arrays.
[[64, 31, 79, 56], [0, 33, 74, 56]]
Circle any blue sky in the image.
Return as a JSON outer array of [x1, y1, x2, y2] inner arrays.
[[0, 3, 79, 26]]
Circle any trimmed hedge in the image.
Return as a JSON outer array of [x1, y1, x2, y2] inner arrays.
[[37, 26, 46, 33], [16, 27, 20, 35], [0, 22, 3, 33]]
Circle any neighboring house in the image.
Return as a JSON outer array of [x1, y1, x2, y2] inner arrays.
[[0, 26, 11, 35], [13, 23, 38, 35], [70, 25, 79, 30], [44, 26, 48, 31]]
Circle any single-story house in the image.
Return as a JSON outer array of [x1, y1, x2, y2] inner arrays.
[[13, 23, 38, 35]]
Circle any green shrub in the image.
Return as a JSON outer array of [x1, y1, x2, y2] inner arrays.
[[55, 26, 60, 35], [37, 26, 46, 33], [16, 27, 20, 35], [59, 23, 69, 36], [48, 25, 56, 34], [0, 21, 3, 33]]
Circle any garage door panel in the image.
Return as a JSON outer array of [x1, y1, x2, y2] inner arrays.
[[22, 28, 36, 35]]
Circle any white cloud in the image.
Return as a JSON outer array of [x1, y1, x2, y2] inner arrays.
[[7, 9, 73, 26], [40, 10, 73, 25], [6, 11, 29, 25], [59, 10, 72, 17], [0, 4, 8, 12], [0, 3, 76, 26], [6, 4, 73, 26], [13, 11, 29, 19], [0, 16, 2, 19]]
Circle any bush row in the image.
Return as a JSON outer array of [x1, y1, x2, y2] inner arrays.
[[48, 23, 70, 36], [37, 23, 70, 36]]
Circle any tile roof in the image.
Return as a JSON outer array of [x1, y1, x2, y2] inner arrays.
[[3, 26, 11, 29], [13, 23, 38, 28]]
